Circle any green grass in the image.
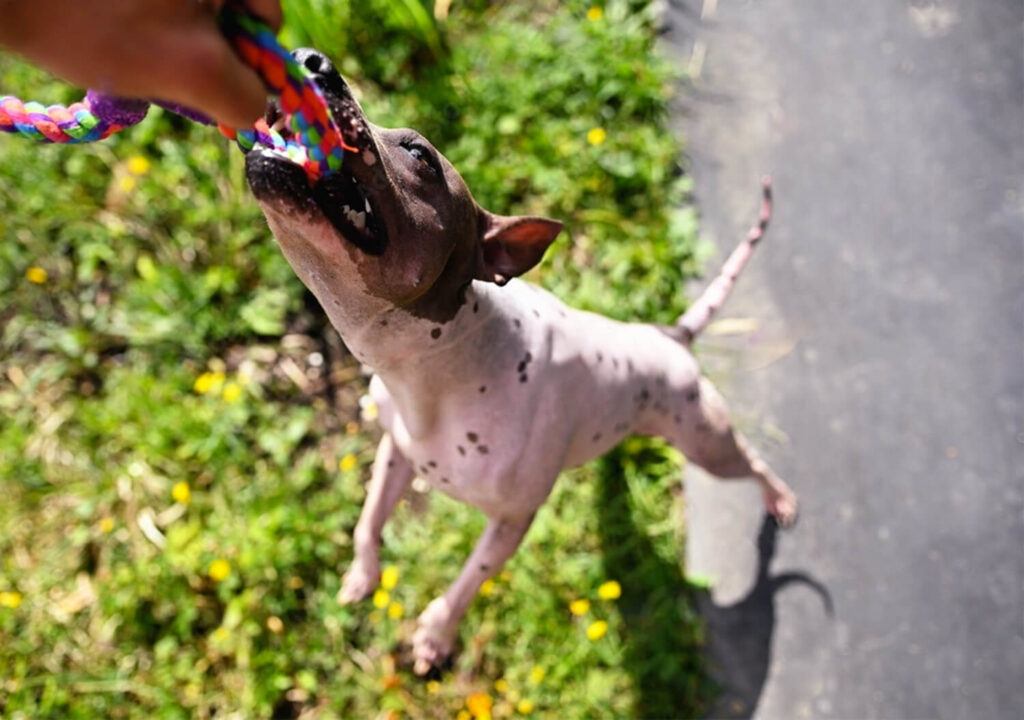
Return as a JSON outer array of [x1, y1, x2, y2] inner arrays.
[[0, 1, 711, 717]]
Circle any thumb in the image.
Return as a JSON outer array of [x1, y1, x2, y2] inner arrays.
[[156, 31, 269, 129]]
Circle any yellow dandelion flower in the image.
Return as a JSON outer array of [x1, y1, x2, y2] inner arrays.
[[479, 579, 495, 596], [193, 373, 213, 394], [528, 666, 545, 685], [517, 699, 535, 714], [587, 6, 604, 21], [212, 626, 229, 642], [387, 601, 404, 619], [193, 371, 225, 395], [127, 155, 151, 175], [372, 588, 390, 609], [494, 678, 509, 694], [0, 591, 23, 609], [427, 680, 441, 695], [171, 481, 191, 505], [381, 564, 399, 590], [598, 580, 622, 600], [25, 266, 48, 284], [587, 127, 607, 146], [99, 516, 115, 534], [467, 692, 493, 718], [340, 453, 358, 472], [457, 712, 471, 720], [222, 382, 242, 403], [118, 175, 136, 193], [586, 619, 608, 641], [208, 559, 231, 582], [266, 615, 284, 634], [569, 598, 591, 616]]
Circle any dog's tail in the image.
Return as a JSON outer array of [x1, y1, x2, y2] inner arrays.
[[675, 177, 773, 345]]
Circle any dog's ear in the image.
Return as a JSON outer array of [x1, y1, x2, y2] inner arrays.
[[476, 211, 563, 286]]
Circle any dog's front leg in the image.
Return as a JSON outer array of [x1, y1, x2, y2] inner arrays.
[[412, 513, 534, 674], [337, 432, 414, 604]]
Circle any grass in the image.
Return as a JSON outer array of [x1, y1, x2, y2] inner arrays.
[[0, 1, 712, 717]]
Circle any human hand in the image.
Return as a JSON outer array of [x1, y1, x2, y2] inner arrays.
[[0, 0, 283, 128]]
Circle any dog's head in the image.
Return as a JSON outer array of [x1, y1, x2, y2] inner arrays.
[[245, 49, 562, 326]]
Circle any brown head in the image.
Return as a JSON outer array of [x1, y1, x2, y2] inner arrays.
[[245, 49, 563, 327]]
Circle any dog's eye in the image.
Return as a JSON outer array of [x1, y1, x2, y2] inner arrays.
[[402, 142, 440, 175]]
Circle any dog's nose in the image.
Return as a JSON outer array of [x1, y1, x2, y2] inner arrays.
[[292, 48, 350, 99], [294, 48, 332, 76]]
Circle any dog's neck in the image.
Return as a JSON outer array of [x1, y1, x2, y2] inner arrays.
[[334, 280, 520, 438]]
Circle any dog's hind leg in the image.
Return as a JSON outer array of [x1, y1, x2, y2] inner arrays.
[[412, 512, 535, 675], [337, 432, 415, 604], [666, 376, 798, 526]]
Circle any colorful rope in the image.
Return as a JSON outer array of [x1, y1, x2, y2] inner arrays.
[[0, 2, 347, 180]]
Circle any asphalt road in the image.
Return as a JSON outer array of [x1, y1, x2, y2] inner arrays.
[[663, 1, 1024, 718]]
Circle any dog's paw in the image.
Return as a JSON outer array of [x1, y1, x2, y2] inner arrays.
[[337, 558, 380, 604], [412, 598, 457, 675], [764, 487, 799, 528]]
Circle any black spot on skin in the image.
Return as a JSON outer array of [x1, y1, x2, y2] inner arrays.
[[431, 327, 442, 339], [519, 374, 528, 383], [685, 388, 699, 402], [514, 319, 521, 329], [467, 432, 478, 443], [525, 352, 532, 362], [388, 460, 395, 468], [477, 445, 489, 454], [479, 385, 487, 393], [479, 564, 490, 572], [473, 301, 479, 313], [640, 388, 650, 401], [380, 318, 388, 326], [532, 309, 540, 318], [419, 465, 429, 475], [457, 445, 466, 456], [441, 477, 450, 483], [592, 432, 602, 442], [517, 360, 527, 373], [559, 309, 567, 318], [612, 359, 619, 369], [428, 460, 437, 468], [674, 414, 682, 424], [697, 421, 711, 433]]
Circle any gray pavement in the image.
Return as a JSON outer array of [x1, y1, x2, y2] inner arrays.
[[663, 1, 1024, 718]]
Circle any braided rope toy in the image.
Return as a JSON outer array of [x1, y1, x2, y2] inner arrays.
[[0, 2, 349, 181]]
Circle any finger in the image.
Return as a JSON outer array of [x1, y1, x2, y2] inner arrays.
[[245, 0, 284, 30], [207, 0, 283, 30], [155, 31, 269, 128]]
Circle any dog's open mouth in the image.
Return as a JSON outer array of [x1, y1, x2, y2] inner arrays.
[[248, 97, 388, 256]]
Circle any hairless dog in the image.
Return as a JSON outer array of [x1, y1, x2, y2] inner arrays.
[[245, 49, 798, 674]]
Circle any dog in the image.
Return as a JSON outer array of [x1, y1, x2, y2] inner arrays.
[[245, 48, 798, 674]]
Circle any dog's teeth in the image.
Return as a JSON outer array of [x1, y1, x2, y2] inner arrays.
[[364, 198, 372, 215], [353, 211, 366, 230], [342, 205, 352, 215]]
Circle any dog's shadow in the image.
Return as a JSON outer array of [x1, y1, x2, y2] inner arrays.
[[596, 449, 832, 719]]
